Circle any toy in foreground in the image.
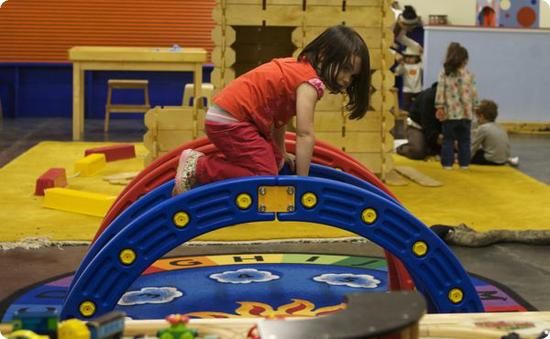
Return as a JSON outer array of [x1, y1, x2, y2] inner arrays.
[[8, 309, 125, 339], [157, 314, 197, 339], [173, 25, 372, 196]]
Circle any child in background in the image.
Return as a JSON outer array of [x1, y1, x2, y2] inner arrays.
[[395, 47, 423, 112], [173, 25, 371, 195], [471, 99, 517, 165], [393, 5, 423, 54], [435, 42, 479, 169]]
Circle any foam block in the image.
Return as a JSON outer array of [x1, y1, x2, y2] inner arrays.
[[75, 154, 107, 176], [43, 188, 116, 217], [85, 144, 136, 162], [35, 168, 67, 196]]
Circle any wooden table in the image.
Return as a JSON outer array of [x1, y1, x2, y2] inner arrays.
[[68, 46, 207, 140]]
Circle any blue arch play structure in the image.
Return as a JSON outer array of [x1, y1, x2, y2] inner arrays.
[[61, 164, 484, 320]]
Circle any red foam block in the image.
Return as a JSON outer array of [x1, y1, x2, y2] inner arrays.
[[84, 144, 136, 162], [35, 168, 67, 196]]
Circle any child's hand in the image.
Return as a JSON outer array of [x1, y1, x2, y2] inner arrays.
[[284, 153, 296, 173], [395, 53, 403, 63], [436, 108, 446, 121]]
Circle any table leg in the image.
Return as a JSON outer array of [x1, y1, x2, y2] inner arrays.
[[72, 63, 85, 140]]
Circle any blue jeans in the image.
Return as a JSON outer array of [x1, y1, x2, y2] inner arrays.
[[441, 119, 471, 167]]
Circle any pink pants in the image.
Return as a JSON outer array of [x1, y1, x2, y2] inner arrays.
[[195, 121, 283, 185]]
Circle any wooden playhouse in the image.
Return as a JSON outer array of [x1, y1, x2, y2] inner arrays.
[[145, 0, 396, 178]]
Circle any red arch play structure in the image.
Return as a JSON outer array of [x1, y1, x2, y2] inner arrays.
[[93, 133, 414, 291]]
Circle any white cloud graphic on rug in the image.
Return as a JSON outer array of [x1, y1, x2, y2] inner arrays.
[[313, 273, 381, 288], [118, 287, 182, 305], [210, 268, 279, 284]]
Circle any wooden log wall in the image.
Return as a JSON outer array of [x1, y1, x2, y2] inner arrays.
[[211, 0, 396, 177]]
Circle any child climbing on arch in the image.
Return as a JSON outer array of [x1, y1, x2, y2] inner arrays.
[[173, 25, 372, 195]]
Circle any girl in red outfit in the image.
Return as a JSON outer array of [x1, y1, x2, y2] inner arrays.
[[173, 25, 371, 195]]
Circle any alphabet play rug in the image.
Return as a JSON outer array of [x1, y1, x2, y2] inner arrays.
[[0, 253, 535, 322]]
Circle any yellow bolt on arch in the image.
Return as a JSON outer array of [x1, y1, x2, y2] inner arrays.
[[119, 248, 137, 265], [448, 288, 464, 304], [79, 301, 96, 317], [361, 208, 377, 224], [236, 193, 252, 209], [301, 192, 317, 208], [173, 211, 190, 228], [412, 241, 428, 257]]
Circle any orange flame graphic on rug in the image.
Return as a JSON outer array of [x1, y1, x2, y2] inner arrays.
[[185, 299, 346, 319]]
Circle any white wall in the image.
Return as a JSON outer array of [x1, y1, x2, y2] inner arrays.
[[541, 0, 550, 27], [423, 26, 550, 122], [402, 0, 550, 28]]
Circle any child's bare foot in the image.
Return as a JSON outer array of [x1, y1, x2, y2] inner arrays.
[[172, 149, 204, 196]]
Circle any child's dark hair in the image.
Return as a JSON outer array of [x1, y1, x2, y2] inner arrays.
[[298, 25, 371, 120], [477, 100, 498, 122], [444, 42, 469, 76]]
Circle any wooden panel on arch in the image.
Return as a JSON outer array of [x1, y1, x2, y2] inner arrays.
[[303, 6, 382, 27], [343, 131, 393, 153]]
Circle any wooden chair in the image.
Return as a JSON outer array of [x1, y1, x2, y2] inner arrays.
[[182, 83, 214, 108], [105, 79, 151, 132]]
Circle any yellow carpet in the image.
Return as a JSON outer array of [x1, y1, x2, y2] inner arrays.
[[391, 155, 550, 231], [0, 142, 549, 242]]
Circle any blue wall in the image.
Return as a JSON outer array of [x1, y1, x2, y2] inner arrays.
[[0, 63, 213, 118], [423, 26, 550, 122]]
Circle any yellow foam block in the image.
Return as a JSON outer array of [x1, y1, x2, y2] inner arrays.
[[75, 153, 107, 176], [43, 188, 116, 217]]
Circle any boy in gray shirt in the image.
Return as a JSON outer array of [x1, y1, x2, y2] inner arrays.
[[471, 100, 518, 165]]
